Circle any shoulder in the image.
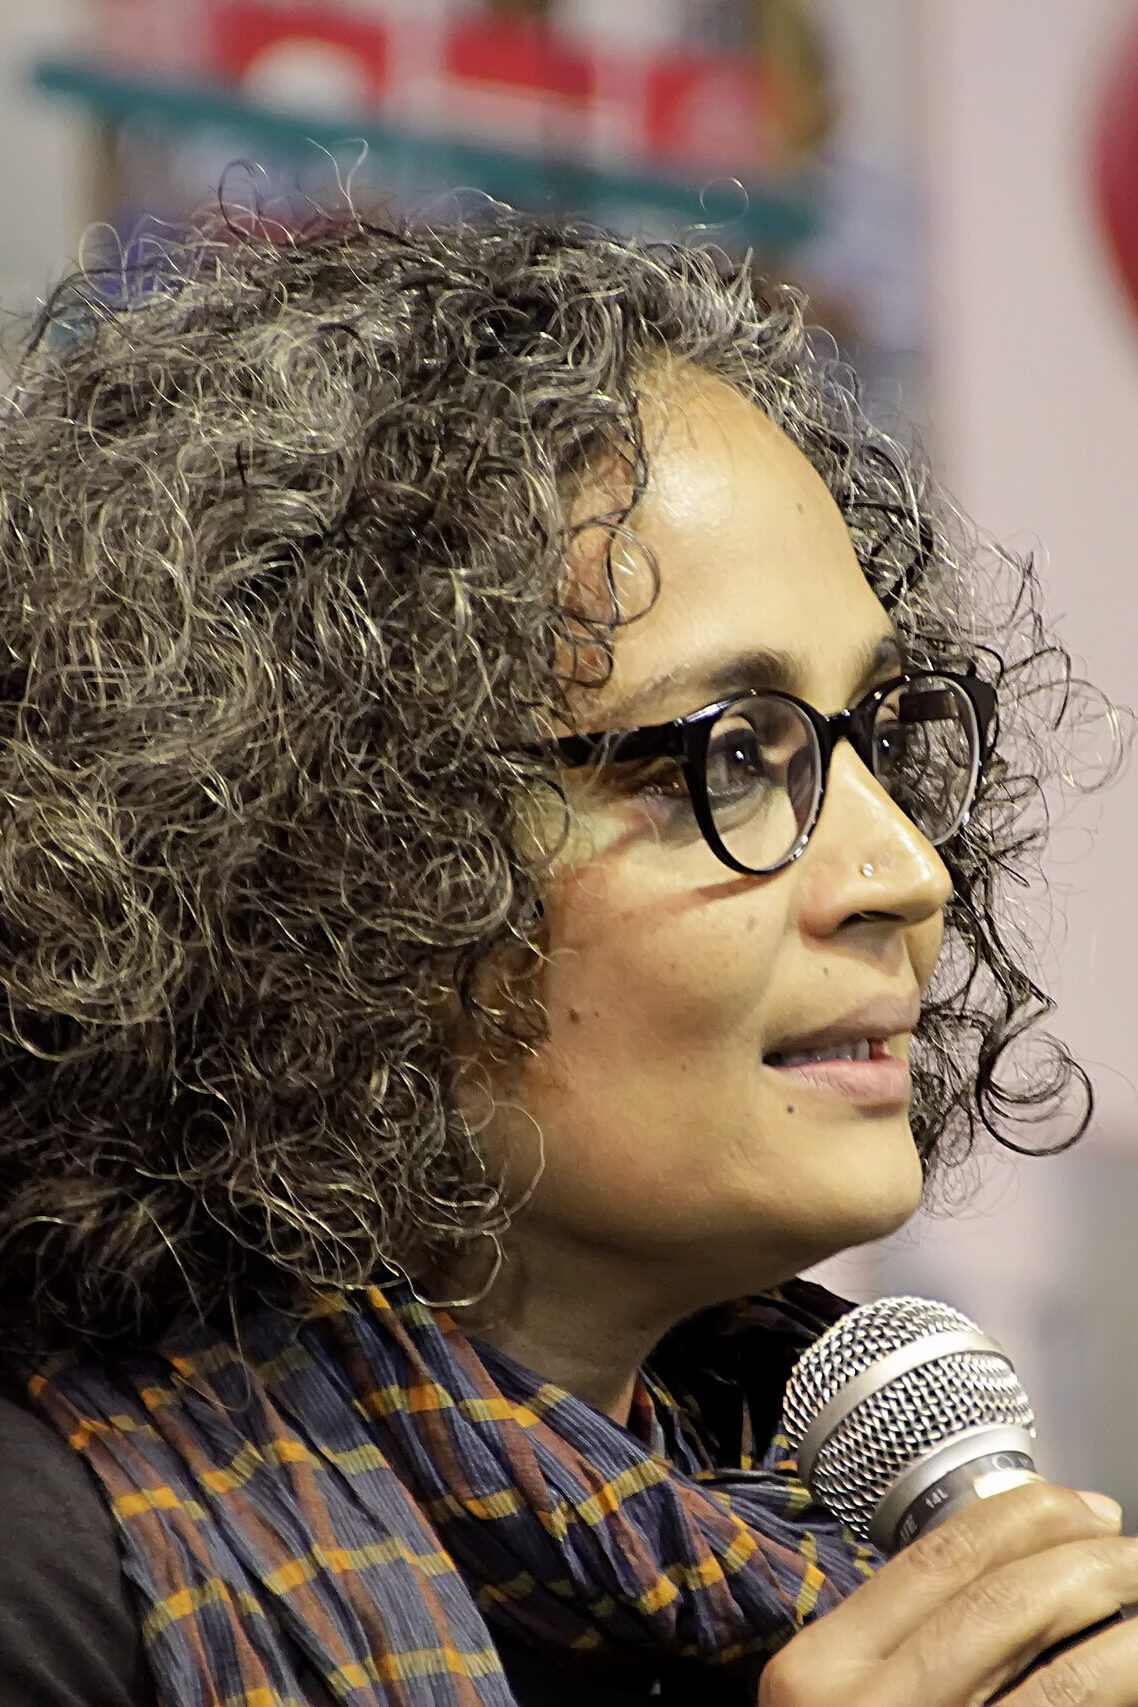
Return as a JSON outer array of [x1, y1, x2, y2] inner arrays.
[[0, 1370, 155, 1706]]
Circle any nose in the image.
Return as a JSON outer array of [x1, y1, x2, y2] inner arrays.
[[799, 741, 953, 932]]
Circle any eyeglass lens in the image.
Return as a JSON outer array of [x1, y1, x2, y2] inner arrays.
[[705, 676, 979, 873]]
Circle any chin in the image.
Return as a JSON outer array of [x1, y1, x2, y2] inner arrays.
[[843, 1196, 920, 1253], [810, 1136, 925, 1258], [841, 1170, 924, 1250]]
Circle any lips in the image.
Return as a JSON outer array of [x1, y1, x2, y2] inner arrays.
[[765, 1051, 912, 1106], [760, 994, 919, 1108], [762, 995, 921, 1064]]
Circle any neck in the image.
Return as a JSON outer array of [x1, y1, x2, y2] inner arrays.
[[446, 1238, 688, 1426], [477, 1309, 643, 1425]]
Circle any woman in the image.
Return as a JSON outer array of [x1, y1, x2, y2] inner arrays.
[[0, 209, 1133, 1706]]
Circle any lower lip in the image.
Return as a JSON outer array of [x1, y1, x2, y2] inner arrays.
[[764, 1055, 912, 1106]]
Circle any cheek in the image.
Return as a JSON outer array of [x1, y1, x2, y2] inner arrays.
[[537, 859, 788, 1083]]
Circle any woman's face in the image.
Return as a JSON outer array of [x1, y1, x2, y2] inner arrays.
[[483, 368, 951, 1309]]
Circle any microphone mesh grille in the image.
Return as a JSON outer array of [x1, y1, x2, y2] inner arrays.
[[782, 1296, 1035, 1541]]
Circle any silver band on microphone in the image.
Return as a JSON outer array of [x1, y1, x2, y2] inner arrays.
[[797, 1327, 1013, 1487], [870, 1425, 1038, 1550]]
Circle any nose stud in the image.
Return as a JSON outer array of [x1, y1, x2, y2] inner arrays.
[[860, 863, 876, 878]]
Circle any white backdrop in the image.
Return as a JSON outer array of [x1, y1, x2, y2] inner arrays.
[[920, 0, 1138, 1139], [820, 0, 1138, 1514]]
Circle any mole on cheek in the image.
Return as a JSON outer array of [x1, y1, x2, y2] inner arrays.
[[786, 1104, 796, 1115], [567, 1007, 582, 1026]]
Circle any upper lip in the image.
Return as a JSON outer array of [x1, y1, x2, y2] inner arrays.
[[763, 995, 921, 1059]]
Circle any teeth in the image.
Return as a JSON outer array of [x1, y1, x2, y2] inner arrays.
[[770, 1039, 874, 1067]]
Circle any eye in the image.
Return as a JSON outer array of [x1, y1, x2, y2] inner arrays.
[[873, 717, 909, 760], [705, 723, 770, 802]]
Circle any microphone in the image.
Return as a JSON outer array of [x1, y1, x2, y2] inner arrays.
[[782, 1294, 1127, 1700], [781, 1294, 1039, 1551]]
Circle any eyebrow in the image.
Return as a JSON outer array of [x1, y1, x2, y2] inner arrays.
[[607, 632, 906, 724]]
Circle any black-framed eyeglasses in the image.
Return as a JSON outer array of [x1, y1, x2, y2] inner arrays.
[[553, 666, 998, 877]]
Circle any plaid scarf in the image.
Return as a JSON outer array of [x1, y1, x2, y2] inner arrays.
[[26, 1281, 879, 1704]]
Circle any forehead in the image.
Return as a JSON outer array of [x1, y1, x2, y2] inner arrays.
[[568, 368, 895, 724]]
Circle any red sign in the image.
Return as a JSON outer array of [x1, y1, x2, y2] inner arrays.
[[1094, 13, 1138, 327], [102, 1, 785, 175], [645, 50, 772, 171], [445, 17, 595, 104], [209, 2, 390, 96]]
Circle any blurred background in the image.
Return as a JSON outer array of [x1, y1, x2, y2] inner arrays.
[[4, 0, 1138, 1509]]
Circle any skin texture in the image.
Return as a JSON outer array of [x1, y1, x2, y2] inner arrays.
[[458, 370, 952, 1419]]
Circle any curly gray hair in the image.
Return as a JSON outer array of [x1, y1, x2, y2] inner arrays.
[[0, 207, 1099, 1351]]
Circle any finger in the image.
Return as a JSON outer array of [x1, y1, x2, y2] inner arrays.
[[998, 1601, 1138, 1705], [892, 1533, 1138, 1707], [793, 1483, 1123, 1667]]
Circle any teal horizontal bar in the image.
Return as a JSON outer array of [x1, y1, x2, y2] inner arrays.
[[31, 54, 821, 245]]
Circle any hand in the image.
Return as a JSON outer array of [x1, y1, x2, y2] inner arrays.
[[759, 1482, 1138, 1705]]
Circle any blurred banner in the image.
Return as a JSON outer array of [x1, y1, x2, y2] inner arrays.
[[29, 0, 923, 400], [35, 0, 828, 233]]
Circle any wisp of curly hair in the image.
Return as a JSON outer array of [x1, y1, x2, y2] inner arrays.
[[0, 206, 1111, 1354]]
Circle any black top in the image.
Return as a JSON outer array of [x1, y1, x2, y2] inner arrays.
[[0, 1376, 751, 1705], [0, 1377, 157, 1707]]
